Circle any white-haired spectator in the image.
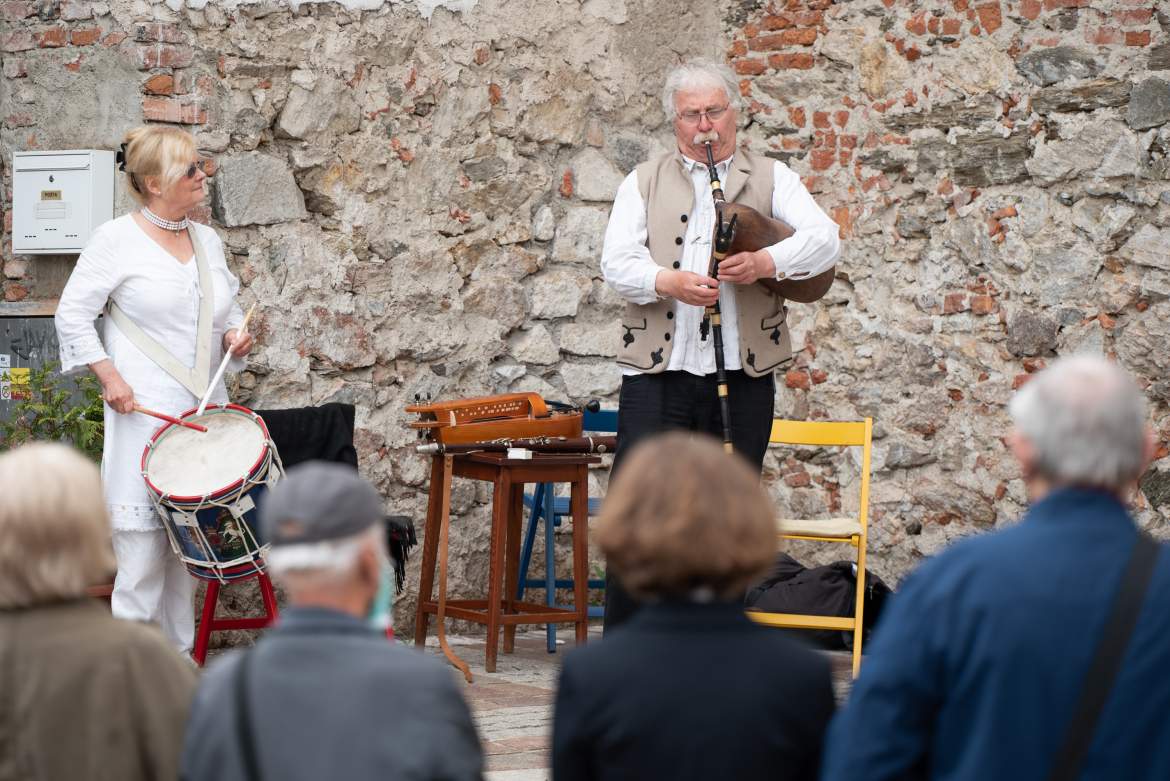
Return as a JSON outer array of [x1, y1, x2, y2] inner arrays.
[[181, 461, 483, 781], [824, 355, 1170, 781], [0, 442, 196, 780]]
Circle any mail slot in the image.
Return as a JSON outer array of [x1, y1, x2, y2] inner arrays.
[[12, 150, 115, 254]]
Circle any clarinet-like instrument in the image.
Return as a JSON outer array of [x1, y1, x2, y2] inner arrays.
[[416, 435, 617, 455], [703, 141, 736, 455]]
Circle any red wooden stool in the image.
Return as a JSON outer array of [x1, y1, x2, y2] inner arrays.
[[192, 570, 279, 666]]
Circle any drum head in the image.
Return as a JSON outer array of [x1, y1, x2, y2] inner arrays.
[[145, 407, 267, 500]]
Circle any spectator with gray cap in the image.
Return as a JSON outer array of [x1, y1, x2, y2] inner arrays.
[[180, 461, 484, 781]]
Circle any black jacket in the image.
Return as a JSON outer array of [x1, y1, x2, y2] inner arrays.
[[552, 600, 835, 781]]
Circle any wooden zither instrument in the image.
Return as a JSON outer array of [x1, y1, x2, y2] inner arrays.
[[406, 392, 584, 444], [406, 391, 590, 682]]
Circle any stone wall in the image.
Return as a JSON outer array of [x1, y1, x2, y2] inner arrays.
[[2, 0, 1169, 635]]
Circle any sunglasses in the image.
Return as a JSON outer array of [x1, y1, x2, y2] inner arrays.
[[184, 159, 212, 179]]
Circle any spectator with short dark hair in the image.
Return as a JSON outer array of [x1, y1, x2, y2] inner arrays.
[[0, 442, 196, 781], [823, 355, 1170, 781], [552, 432, 835, 781], [181, 461, 483, 781]]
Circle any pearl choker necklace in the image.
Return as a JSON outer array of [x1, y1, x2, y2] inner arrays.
[[141, 207, 189, 232]]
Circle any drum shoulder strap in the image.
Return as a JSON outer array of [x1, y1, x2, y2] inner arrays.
[[106, 226, 214, 398]]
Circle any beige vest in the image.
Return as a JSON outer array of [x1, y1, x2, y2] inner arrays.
[[616, 148, 793, 378]]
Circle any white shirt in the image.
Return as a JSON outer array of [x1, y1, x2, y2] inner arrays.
[[600, 154, 841, 376], [55, 215, 245, 530]]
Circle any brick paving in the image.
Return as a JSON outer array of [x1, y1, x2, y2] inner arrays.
[[419, 625, 855, 780]]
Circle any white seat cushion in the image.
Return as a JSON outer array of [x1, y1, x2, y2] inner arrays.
[[777, 517, 862, 538]]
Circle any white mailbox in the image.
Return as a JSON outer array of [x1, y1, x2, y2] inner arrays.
[[12, 150, 115, 255]]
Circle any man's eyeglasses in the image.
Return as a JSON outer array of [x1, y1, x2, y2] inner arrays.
[[184, 159, 212, 179], [676, 105, 730, 125]]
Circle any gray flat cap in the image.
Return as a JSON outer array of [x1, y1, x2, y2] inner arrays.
[[260, 461, 383, 546]]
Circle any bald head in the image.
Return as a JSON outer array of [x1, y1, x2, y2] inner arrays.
[[1008, 355, 1149, 495]]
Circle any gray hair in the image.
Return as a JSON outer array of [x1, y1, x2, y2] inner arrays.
[[0, 443, 115, 609], [1008, 355, 1148, 492], [661, 59, 741, 119], [266, 525, 384, 583]]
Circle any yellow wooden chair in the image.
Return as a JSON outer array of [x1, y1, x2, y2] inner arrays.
[[747, 417, 873, 678]]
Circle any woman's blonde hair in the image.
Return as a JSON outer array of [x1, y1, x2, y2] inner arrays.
[[0, 442, 115, 609], [121, 125, 197, 204], [595, 432, 777, 600]]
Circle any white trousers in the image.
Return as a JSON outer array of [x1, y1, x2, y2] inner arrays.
[[110, 529, 196, 654]]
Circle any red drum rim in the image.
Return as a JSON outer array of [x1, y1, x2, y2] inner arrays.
[[141, 403, 273, 504]]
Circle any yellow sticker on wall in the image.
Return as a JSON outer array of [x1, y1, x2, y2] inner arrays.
[[5, 368, 30, 401]]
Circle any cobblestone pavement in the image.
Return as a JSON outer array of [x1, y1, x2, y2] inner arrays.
[[419, 625, 855, 780]]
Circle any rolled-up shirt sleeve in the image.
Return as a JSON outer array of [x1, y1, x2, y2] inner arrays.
[[600, 170, 663, 305], [764, 162, 841, 281], [55, 225, 120, 375]]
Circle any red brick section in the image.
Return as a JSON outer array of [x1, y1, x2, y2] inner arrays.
[[143, 73, 175, 95], [4, 283, 29, 302], [970, 295, 998, 315], [785, 369, 811, 390], [942, 293, 969, 315], [975, 3, 1002, 33], [37, 26, 67, 47], [748, 28, 818, 50], [733, 59, 767, 76], [142, 97, 207, 125], [768, 52, 814, 69], [70, 27, 101, 46], [136, 44, 195, 69]]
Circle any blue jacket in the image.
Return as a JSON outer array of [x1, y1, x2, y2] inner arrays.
[[823, 487, 1170, 781]]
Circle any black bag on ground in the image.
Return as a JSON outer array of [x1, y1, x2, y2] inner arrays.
[[744, 554, 892, 650]]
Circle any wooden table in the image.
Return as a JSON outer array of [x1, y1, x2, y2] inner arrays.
[[414, 451, 598, 680]]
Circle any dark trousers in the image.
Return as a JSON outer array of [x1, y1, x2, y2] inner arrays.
[[602, 369, 775, 632]]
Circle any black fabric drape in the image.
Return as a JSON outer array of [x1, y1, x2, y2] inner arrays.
[[254, 403, 358, 470]]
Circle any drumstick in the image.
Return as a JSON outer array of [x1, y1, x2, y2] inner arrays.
[[134, 405, 208, 433], [196, 303, 256, 417]]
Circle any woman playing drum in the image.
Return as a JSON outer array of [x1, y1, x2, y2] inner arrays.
[[55, 125, 253, 654]]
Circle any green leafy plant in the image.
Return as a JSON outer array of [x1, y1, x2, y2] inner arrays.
[[0, 361, 104, 461]]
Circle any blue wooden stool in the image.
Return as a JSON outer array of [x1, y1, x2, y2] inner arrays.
[[515, 407, 617, 652]]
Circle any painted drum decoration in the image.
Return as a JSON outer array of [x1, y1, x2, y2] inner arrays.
[[141, 403, 284, 582]]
